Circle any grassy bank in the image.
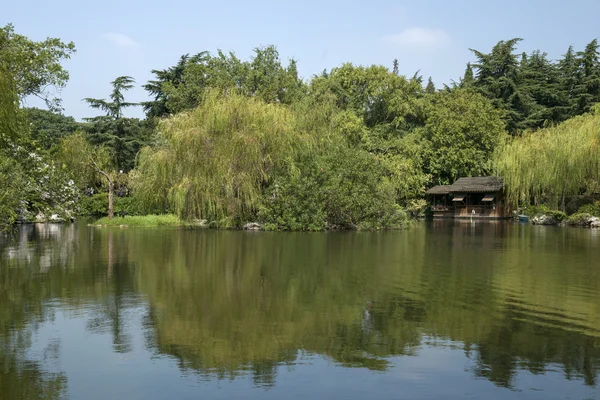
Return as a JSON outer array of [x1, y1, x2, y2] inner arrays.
[[94, 214, 183, 227]]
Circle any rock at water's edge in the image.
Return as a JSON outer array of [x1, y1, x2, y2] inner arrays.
[[243, 222, 261, 231], [531, 215, 558, 226]]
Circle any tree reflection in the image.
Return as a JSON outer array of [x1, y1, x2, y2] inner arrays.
[[1, 222, 599, 393], [0, 226, 70, 400]]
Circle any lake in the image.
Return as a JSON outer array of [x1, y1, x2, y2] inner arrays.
[[1, 221, 599, 400]]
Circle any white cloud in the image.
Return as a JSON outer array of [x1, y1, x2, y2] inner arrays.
[[383, 28, 450, 47], [104, 33, 139, 47]]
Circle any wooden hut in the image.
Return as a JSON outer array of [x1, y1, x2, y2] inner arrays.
[[426, 185, 454, 218], [426, 177, 510, 219]]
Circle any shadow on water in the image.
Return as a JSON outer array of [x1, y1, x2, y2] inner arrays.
[[1, 220, 599, 397]]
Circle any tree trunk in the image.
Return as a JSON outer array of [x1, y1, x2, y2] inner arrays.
[[107, 230, 113, 277], [560, 188, 566, 213], [108, 181, 115, 219]]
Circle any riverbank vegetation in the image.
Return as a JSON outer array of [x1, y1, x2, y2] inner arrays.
[[94, 214, 182, 227], [495, 109, 600, 211], [2, 23, 600, 230]]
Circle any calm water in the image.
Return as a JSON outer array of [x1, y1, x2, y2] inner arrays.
[[1, 221, 599, 400]]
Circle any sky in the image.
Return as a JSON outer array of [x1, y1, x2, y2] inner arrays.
[[3, 0, 600, 120]]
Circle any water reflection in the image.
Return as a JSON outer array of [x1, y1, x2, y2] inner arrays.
[[1, 221, 599, 398]]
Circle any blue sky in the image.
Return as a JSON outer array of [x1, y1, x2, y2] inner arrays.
[[3, 0, 599, 120]]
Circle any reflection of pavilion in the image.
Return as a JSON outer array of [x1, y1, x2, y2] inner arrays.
[[426, 177, 511, 219]]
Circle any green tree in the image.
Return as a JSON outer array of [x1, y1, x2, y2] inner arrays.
[[309, 63, 425, 130], [0, 154, 26, 228], [574, 39, 600, 114], [470, 38, 533, 133], [422, 88, 507, 184], [143, 54, 197, 119], [0, 65, 26, 228], [557, 46, 579, 116], [83, 76, 150, 171], [84, 76, 137, 119], [0, 23, 75, 110], [495, 107, 600, 210], [425, 77, 436, 94], [0, 64, 22, 148], [23, 107, 79, 150], [56, 133, 118, 218], [460, 63, 475, 88], [143, 46, 304, 117], [134, 90, 311, 224], [519, 50, 567, 127]]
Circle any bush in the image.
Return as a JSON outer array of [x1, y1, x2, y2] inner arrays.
[[258, 155, 328, 231], [79, 194, 145, 217], [406, 199, 427, 218], [565, 196, 599, 215], [521, 205, 565, 221], [522, 204, 550, 217], [259, 147, 410, 231], [547, 210, 566, 222], [576, 201, 600, 217], [79, 193, 108, 216], [566, 212, 593, 226]]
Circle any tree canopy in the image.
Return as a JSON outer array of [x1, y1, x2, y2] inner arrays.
[[0, 23, 75, 110], [2, 22, 600, 225], [495, 106, 600, 210]]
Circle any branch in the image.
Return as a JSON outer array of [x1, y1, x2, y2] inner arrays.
[[90, 158, 113, 184]]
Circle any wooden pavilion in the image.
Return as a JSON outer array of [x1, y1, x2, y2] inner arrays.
[[426, 177, 510, 219]]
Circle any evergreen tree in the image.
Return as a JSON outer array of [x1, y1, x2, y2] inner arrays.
[[519, 50, 566, 127], [24, 108, 80, 150], [470, 39, 535, 134], [575, 39, 600, 114], [142, 54, 199, 119], [425, 77, 436, 94], [83, 77, 150, 171], [461, 63, 475, 88], [84, 76, 137, 119], [557, 45, 580, 117]]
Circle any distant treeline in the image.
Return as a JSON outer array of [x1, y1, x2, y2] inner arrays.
[[2, 22, 600, 229]]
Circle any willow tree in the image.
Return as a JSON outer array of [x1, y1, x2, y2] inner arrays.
[[495, 107, 600, 210], [56, 133, 118, 218], [0, 65, 27, 228], [134, 90, 317, 224], [0, 63, 21, 148]]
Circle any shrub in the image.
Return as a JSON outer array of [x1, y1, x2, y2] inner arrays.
[[547, 210, 566, 222], [576, 201, 600, 217], [406, 199, 427, 218], [522, 205, 551, 217], [79, 193, 109, 216], [259, 147, 410, 231], [79, 194, 145, 217], [566, 212, 593, 226], [258, 155, 328, 231]]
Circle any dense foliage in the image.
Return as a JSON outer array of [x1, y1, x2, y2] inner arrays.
[[2, 23, 600, 228], [495, 107, 600, 210], [464, 38, 600, 134], [0, 23, 75, 111], [422, 88, 507, 184]]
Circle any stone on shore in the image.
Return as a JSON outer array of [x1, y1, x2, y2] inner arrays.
[[531, 214, 558, 226], [243, 222, 261, 231]]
